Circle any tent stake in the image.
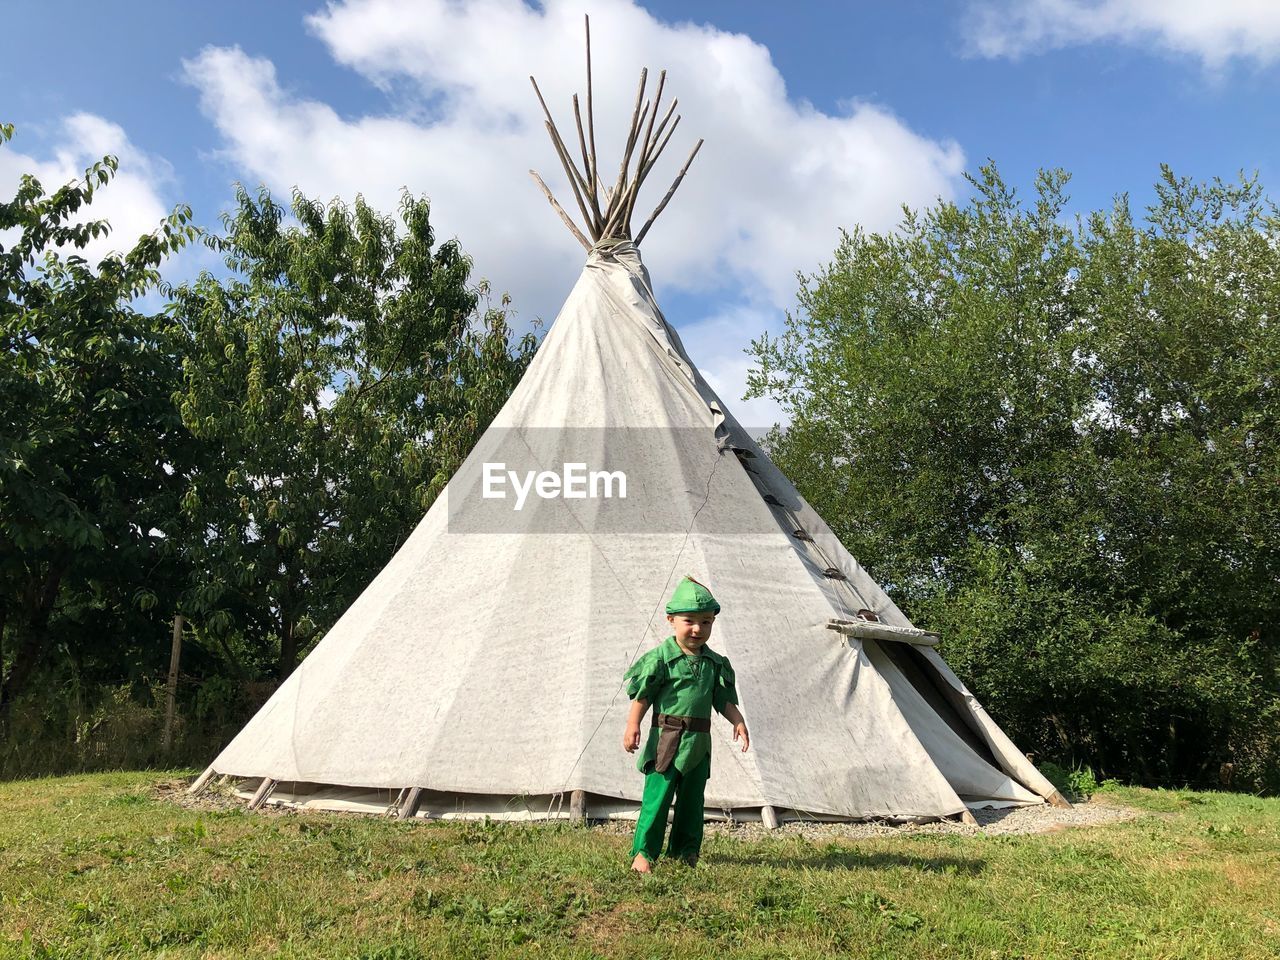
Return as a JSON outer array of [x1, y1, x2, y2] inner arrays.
[[388, 787, 409, 817], [187, 764, 216, 796], [247, 778, 277, 810], [398, 786, 425, 820]]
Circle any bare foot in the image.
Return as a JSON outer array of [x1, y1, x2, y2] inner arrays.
[[631, 854, 653, 873]]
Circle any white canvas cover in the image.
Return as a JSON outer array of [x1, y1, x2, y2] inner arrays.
[[206, 243, 1058, 820]]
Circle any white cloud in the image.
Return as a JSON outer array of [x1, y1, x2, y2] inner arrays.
[[182, 0, 967, 430], [0, 114, 177, 267], [964, 0, 1280, 68]]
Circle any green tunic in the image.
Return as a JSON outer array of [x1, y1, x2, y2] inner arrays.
[[624, 636, 739, 775]]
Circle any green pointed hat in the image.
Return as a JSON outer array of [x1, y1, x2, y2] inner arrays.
[[665, 576, 720, 615]]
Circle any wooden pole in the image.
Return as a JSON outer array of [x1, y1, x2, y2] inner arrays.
[[620, 102, 650, 185], [569, 789, 587, 822], [247, 777, 277, 810], [622, 70, 665, 232], [584, 16, 600, 198], [529, 171, 592, 250], [188, 764, 216, 796], [635, 139, 704, 245], [638, 110, 680, 183], [760, 805, 779, 830], [601, 93, 652, 241], [607, 69, 649, 224], [162, 613, 184, 755], [544, 119, 599, 239], [528, 23, 700, 246], [398, 786, 424, 820], [1046, 789, 1074, 809], [571, 95, 602, 226], [529, 77, 597, 237], [638, 71, 665, 164]]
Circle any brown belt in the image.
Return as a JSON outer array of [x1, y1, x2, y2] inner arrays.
[[651, 713, 711, 774], [653, 713, 711, 733]]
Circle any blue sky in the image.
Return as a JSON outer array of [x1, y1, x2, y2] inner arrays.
[[4, 0, 1279, 427]]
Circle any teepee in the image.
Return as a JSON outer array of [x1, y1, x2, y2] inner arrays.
[[191, 20, 1067, 823]]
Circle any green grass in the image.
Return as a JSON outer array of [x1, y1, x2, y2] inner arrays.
[[0, 774, 1277, 959]]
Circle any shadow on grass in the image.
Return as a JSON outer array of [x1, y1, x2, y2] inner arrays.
[[973, 807, 1036, 828], [702, 849, 986, 874]]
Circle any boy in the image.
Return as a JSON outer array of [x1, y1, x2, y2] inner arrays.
[[622, 576, 749, 872]]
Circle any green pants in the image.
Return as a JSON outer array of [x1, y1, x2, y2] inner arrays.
[[630, 754, 711, 863]]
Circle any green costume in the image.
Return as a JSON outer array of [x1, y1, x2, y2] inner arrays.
[[625, 578, 738, 865]]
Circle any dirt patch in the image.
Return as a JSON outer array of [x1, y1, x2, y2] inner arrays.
[[153, 778, 297, 816], [595, 798, 1140, 840], [160, 777, 1139, 838], [572, 901, 652, 952]]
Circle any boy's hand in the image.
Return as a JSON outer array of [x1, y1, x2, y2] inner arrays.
[[622, 722, 642, 753], [733, 722, 750, 752]]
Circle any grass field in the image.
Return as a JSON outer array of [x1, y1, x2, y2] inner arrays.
[[0, 773, 1276, 959]]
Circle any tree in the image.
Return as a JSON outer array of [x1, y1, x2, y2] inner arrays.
[[749, 164, 1280, 791], [171, 186, 536, 680], [0, 123, 199, 731]]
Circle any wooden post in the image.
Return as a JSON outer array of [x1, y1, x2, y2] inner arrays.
[[960, 809, 979, 826], [247, 778, 277, 810], [162, 613, 184, 755], [569, 789, 587, 822], [1046, 790, 1074, 810], [760, 805, 779, 830], [398, 786, 424, 820], [187, 764, 216, 796]]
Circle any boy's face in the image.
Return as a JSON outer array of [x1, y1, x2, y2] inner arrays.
[[668, 612, 716, 651]]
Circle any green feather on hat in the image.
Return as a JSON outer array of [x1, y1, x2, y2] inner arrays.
[[665, 576, 720, 615]]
